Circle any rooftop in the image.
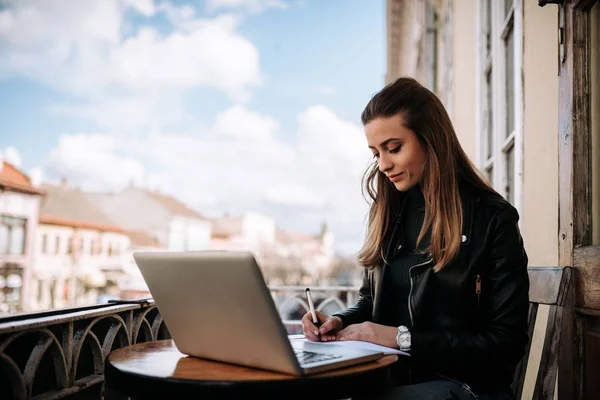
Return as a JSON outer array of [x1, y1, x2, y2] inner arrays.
[[0, 161, 44, 195], [39, 183, 124, 233]]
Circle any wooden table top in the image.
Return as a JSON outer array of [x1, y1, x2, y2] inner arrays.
[[105, 339, 399, 399]]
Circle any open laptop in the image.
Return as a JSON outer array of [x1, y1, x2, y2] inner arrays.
[[132, 250, 384, 376]]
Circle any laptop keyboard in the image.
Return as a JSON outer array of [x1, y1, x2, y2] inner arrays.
[[294, 349, 343, 364]]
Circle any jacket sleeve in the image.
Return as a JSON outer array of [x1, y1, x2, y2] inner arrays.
[[332, 268, 374, 328], [411, 206, 530, 372]]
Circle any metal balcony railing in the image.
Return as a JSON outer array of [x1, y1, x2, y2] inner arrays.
[[0, 286, 359, 399]]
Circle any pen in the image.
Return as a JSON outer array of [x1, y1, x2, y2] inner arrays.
[[305, 288, 321, 342]]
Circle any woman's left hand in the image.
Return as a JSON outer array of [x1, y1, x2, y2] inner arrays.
[[336, 321, 398, 349]]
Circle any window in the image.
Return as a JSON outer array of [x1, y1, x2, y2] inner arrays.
[[425, 4, 438, 93], [41, 234, 47, 254], [0, 216, 27, 255], [37, 280, 44, 303], [477, 0, 522, 213]]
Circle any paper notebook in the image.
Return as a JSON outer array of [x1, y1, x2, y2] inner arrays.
[[288, 334, 410, 357]]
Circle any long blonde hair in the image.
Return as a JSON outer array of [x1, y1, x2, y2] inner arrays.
[[358, 77, 500, 272]]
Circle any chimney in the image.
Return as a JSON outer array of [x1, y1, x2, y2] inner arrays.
[[29, 168, 43, 187]]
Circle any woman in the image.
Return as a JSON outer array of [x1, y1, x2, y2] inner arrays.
[[301, 77, 529, 400]]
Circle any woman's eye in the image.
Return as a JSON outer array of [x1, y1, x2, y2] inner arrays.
[[389, 146, 401, 154], [372, 153, 380, 159]]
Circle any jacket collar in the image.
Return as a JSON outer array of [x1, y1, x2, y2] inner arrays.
[[384, 185, 475, 261]]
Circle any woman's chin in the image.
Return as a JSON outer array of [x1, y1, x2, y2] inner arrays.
[[393, 181, 414, 192]]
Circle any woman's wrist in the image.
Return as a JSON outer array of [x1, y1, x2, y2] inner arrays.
[[331, 316, 343, 330], [391, 326, 401, 349]]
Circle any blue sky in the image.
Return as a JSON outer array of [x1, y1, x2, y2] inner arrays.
[[0, 0, 385, 254]]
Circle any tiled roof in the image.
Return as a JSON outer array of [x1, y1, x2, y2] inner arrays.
[[0, 162, 44, 195], [146, 190, 204, 219], [210, 216, 243, 239], [126, 230, 161, 247], [275, 227, 317, 245], [39, 184, 123, 233]]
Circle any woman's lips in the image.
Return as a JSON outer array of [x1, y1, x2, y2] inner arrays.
[[389, 172, 404, 182]]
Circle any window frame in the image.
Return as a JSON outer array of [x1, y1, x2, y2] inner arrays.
[[476, 0, 524, 222], [0, 215, 27, 255]]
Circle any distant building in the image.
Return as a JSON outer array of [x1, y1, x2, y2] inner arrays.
[[32, 181, 130, 310], [210, 211, 276, 256], [273, 222, 336, 278], [0, 161, 43, 314], [118, 230, 166, 300], [87, 186, 211, 251]]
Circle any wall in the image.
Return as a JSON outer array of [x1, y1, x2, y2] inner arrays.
[[520, 2, 560, 399], [521, 1, 559, 267], [450, 0, 477, 159], [0, 191, 41, 311], [241, 212, 276, 245], [34, 224, 74, 310], [168, 216, 211, 251]]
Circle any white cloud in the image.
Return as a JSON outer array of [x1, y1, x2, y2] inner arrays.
[[45, 134, 144, 192], [42, 106, 372, 254], [213, 106, 279, 140], [50, 94, 187, 130], [266, 183, 324, 208], [0, 146, 22, 167], [122, 0, 156, 17], [105, 19, 261, 100], [205, 0, 287, 14], [0, 0, 262, 101], [297, 105, 368, 168]]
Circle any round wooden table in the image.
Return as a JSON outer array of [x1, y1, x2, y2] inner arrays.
[[105, 339, 399, 399]]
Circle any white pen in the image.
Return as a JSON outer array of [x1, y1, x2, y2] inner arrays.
[[305, 288, 321, 342]]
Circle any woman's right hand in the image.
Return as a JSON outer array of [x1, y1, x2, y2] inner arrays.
[[301, 311, 343, 342]]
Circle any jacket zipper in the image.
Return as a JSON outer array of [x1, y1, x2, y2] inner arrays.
[[475, 274, 481, 314], [408, 258, 433, 326]]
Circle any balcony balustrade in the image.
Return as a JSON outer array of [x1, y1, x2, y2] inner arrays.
[[0, 285, 358, 399]]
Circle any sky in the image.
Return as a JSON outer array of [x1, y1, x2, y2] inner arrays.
[[0, 0, 386, 255]]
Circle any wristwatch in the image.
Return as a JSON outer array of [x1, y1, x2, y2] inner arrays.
[[396, 325, 411, 351]]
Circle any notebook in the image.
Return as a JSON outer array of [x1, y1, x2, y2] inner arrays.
[[133, 250, 385, 375], [287, 334, 409, 356]]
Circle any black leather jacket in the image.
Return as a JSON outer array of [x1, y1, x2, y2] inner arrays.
[[334, 186, 530, 393]]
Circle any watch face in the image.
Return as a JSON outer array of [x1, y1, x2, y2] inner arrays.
[[400, 333, 411, 348]]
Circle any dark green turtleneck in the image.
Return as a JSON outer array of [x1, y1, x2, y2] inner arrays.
[[386, 185, 430, 329]]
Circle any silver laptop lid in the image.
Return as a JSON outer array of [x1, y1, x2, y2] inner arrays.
[[133, 251, 302, 375]]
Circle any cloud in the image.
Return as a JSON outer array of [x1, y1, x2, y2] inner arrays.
[[266, 183, 324, 208], [122, 0, 156, 16], [50, 93, 187, 130], [28, 167, 43, 187], [105, 19, 261, 100], [42, 106, 372, 254], [0, 146, 22, 167], [45, 134, 145, 192], [205, 0, 287, 14], [213, 106, 279, 140], [0, 0, 262, 101]]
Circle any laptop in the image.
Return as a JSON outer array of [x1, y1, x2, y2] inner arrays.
[[132, 250, 384, 376]]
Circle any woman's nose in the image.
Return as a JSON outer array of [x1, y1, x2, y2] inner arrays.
[[378, 154, 393, 173]]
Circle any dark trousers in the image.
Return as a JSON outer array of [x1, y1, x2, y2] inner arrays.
[[355, 379, 515, 400]]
